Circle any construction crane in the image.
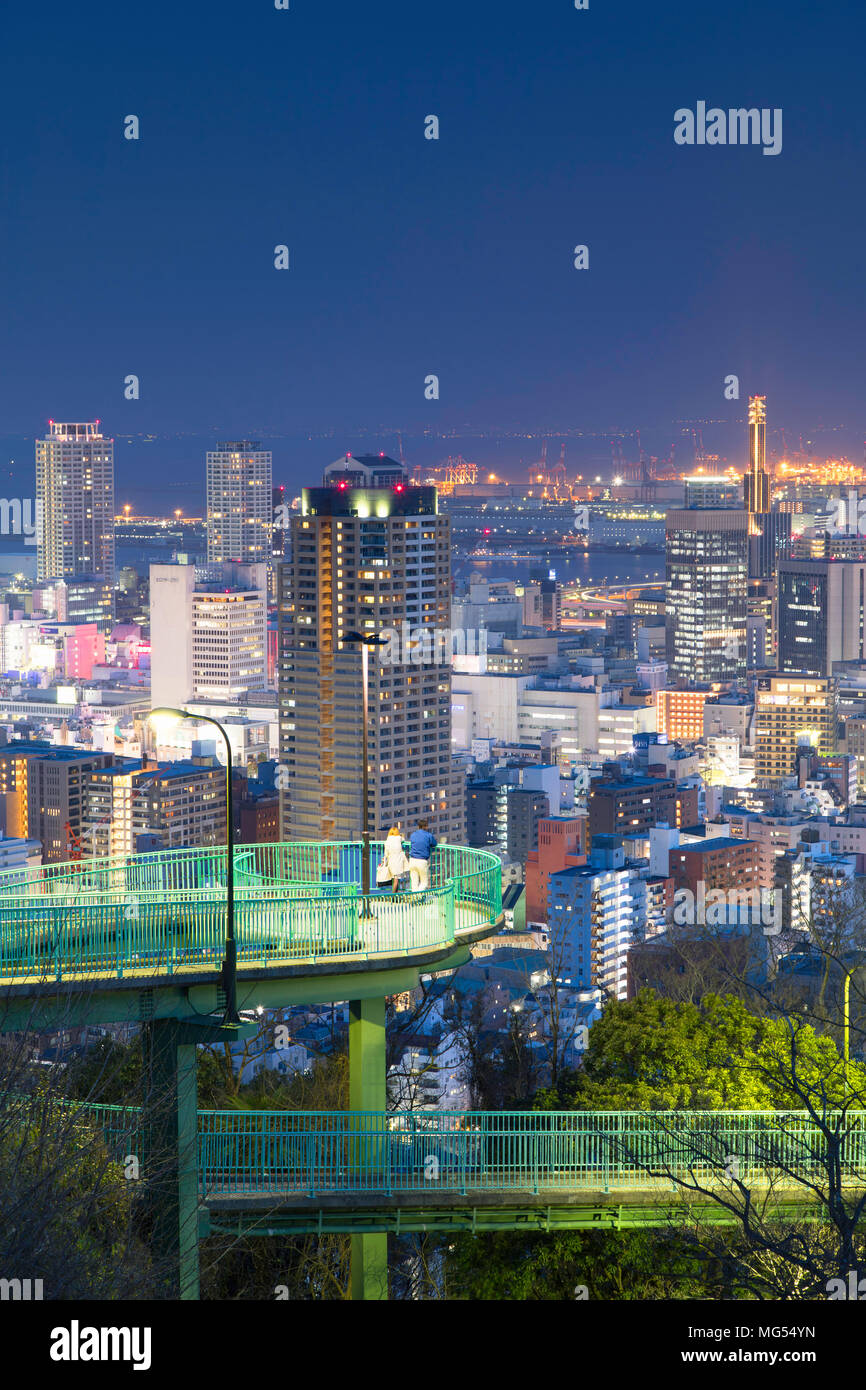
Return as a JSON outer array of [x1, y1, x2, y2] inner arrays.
[[436, 455, 478, 495], [528, 442, 568, 499]]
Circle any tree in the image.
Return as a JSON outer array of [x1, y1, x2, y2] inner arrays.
[[535, 991, 866, 1300], [534, 991, 860, 1112]]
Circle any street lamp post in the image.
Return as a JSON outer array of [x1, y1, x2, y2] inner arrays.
[[342, 632, 389, 895], [147, 706, 239, 1024], [844, 968, 851, 1092]]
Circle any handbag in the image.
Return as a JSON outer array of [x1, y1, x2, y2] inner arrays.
[[375, 860, 393, 886]]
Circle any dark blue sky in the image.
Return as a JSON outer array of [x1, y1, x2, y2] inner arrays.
[[1, 0, 863, 496]]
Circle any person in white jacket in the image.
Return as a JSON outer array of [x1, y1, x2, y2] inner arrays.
[[382, 826, 409, 891]]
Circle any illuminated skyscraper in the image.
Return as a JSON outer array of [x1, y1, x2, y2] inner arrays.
[[277, 455, 464, 842], [206, 441, 272, 565], [36, 422, 115, 582], [744, 394, 770, 514], [665, 508, 748, 685]]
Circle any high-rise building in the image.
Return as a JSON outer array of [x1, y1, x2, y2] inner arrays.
[[36, 421, 115, 582], [777, 559, 866, 677], [206, 441, 272, 565], [524, 814, 585, 925], [747, 578, 776, 667], [748, 510, 792, 580], [150, 561, 268, 707], [754, 675, 837, 788], [271, 484, 287, 560], [466, 780, 498, 847], [844, 715, 866, 794], [665, 509, 748, 684], [744, 394, 769, 514], [277, 454, 463, 842]]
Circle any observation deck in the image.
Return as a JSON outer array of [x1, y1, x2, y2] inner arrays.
[[0, 841, 503, 1027]]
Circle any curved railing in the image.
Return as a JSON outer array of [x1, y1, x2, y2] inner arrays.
[[0, 842, 502, 985]]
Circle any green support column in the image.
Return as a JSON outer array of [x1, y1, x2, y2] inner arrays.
[[349, 995, 388, 1301], [143, 1019, 202, 1300]]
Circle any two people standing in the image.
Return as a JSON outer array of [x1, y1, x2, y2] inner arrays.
[[380, 819, 437, 892]]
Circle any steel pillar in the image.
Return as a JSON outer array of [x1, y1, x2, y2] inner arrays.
[[142, 1015, 255, 1299], [349, 995, 388, 1300], [142, 1018, 202, 1300]]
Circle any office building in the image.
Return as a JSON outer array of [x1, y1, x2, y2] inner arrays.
[[754, 675, 837, 788], [777, 559, 866, 677], [84, 757, 226, 855], [0, 743, 115, 862], [278, 455, 463, 842], [206, 441, 272, 565], [43, 573, 114, 634], [150, 561, 268, 707], [844, 715, 866, 793], [748, 510, 792, 580], [588, 772, 699, 845], [665, 509, 748, 685], [36, 421, 115, 582], [655, 688, 714, 742]]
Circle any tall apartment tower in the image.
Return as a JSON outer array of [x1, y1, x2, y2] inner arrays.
[[206, 441, 272, 564], [744, 394, 769, 514], [665, 509, 748, 685], [278, 455, 464, 843], [150, 561, 268, 708], [36, 421, 115, 582]]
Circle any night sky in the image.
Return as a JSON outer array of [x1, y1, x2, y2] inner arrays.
[[0, 0, 863, 498]]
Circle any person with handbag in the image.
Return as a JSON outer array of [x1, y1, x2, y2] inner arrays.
[[377, 825, 409, 891]]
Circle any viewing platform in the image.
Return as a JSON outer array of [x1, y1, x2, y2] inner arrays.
[[0, 842, 503, 1026]]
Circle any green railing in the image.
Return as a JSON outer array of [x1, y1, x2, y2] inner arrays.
[[0, 842, 502, 984], [46, 1102, 866, 1199], [195, 1109, 866, 1196]]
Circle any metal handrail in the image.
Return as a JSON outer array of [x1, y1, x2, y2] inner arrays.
[[0, 843, 502, 983], [35, 1100, 866, 1199]]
